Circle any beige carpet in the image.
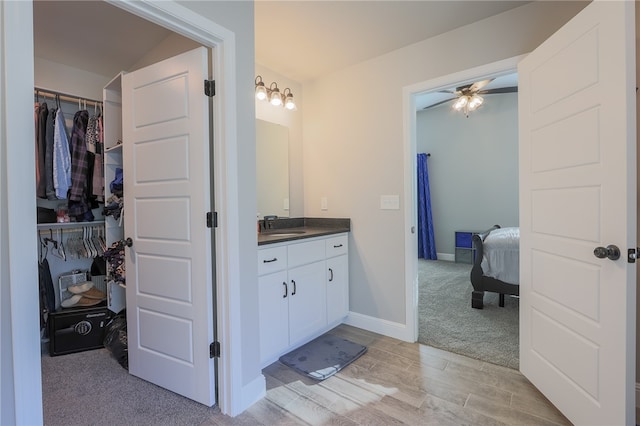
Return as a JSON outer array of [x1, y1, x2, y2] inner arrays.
[[418, 259, 519, 369], [41, 348, 222, 425]]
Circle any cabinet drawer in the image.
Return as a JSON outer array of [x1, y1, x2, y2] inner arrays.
[[325, 234, 348, 258], [258, 246, 287, 275], [288, 239, 325, 269]]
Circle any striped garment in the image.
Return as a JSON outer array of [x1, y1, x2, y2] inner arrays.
[[68, 110, 91, 219]]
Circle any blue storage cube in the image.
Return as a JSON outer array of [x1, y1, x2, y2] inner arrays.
[[455, 231, 473, 248]]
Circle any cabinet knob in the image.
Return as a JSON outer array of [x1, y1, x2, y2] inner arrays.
[[329, 268, 334, 282], [291, 280, 296, 296], [282, 282, 288, 298]]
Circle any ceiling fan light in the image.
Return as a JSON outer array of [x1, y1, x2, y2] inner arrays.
[[468, 94, 483, 111], [452, 96, 468, 111]]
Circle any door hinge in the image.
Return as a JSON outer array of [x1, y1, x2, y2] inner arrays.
[[628, 247, 639, 263], [210, 341, 220, 358], [204, 79, 215, 97], [206, 212, 218, 228]]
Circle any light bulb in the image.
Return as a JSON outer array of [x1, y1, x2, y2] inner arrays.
[[283, 89, 296, 110], [468, 94, 483, 111], [255, 76, 268, 101], [255, 85, 267, 101], [270, 89, 282, 106], [453, 96, 468, 111]]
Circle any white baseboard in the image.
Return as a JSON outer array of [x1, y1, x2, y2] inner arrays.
[[344, 311, 413, 342], [437, 253, 455, 262]]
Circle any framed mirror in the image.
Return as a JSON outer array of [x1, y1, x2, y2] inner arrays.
[[256, 119, 290, 218]]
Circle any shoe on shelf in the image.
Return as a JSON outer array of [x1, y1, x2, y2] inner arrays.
[[80, 287, 106, 300], [60, 294, 103, 308], [67, 281, 94, 294]]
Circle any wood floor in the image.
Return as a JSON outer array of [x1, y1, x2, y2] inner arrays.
[[208, 324, 571, 425]]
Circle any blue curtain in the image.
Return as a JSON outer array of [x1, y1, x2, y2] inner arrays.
[[417, 153, 437, 259]]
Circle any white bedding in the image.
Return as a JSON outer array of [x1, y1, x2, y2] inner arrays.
[[480, 227, 519, 285]]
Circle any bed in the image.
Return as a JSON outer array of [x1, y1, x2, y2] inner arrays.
[[470, 225, 519, 309]]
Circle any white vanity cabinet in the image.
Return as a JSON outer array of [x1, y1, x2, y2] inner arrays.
[[325, 234, 349, 326], [258, 233, 349, 367]]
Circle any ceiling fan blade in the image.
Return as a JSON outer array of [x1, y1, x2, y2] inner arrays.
[[422, 98, 455, 109], [469, 78, 494, 93], [477, 86, 518, 95]]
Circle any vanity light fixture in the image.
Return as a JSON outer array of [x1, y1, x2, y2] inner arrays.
[[255, 75, 297, 111]]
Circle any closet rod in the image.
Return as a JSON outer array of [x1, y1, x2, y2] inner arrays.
[[34, 87, 102, 108]]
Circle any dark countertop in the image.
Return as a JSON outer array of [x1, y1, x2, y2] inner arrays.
[[257, 217, 350, 246]]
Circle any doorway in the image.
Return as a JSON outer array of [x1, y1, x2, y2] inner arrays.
[[414, 77, 520, 368], [34, 0, 218, 410], [1, 0, 244, 421], [402, 55, 524, 341]]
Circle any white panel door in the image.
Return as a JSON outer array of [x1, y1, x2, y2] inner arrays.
[[122, 47, 215, 406], [519, 2, 635, 424]]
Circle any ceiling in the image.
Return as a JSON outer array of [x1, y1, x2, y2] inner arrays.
[[254, 1, 528, 83], [33, 1, 528, 104]]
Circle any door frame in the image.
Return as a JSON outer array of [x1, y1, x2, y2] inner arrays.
[[401, 55, 525, 341], [4, 0, 248, 420], [107, 1, 256, 415], [96, 0, 246, 415]]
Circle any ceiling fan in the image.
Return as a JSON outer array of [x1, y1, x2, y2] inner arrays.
[[424, 78, 518, 116]]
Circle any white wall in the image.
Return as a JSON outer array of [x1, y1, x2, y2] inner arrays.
[[35, 57, 110, 100], [302, 1, 586, 326], [129, 32, 200, 72], [1, 2, 42, 424], [255, 64, 304, 218], [417, 93, 519, 257]]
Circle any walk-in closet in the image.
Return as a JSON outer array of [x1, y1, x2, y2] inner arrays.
[[34, 1, 218, 418]]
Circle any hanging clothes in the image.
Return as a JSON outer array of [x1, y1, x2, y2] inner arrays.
[[44, 105, 57, 200], [87, 114, 104, 202], [86, 115, 98, 153], [38, 237, 56, 335], [35, 102, 48, 198], [68, 110, 94, 221], [93, 153, 104, 202], [53, 108, 71, 199]]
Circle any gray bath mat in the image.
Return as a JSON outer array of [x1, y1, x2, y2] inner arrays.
[[279, 333, 367, 380]]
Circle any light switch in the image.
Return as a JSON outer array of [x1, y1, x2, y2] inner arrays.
[[321, 196, 328, 211], [380, 195, 400, 210]]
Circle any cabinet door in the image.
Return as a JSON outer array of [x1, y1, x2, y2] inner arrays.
[[326, 255, 349, 325], [258, 270, 289, 365], [288, 261, 326, 345]]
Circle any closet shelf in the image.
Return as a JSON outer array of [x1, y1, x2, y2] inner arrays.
[[37, 220, 105, 231], [105, 144, 123, 153]]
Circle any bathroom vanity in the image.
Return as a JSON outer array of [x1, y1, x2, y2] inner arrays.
[[257, 218, 350, 367]]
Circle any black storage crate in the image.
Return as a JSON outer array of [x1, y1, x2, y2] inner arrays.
[[48, 305, 111, 356]]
